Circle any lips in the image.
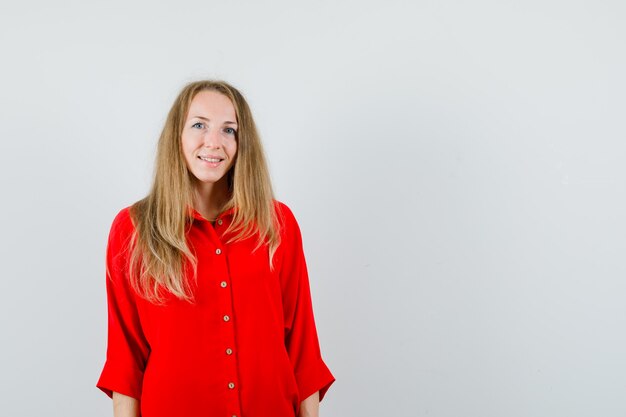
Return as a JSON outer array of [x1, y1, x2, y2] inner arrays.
[[198, 155, 224, 162]]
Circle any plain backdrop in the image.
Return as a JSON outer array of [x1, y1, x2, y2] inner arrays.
[[1, 1, 625, 416]]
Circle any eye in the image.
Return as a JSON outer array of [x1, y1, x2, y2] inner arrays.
[[191, 122, 204, 129], [225, 127, 237, 135]]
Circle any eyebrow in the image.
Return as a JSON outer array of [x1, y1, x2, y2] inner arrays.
[[191, 115, 237, 125]]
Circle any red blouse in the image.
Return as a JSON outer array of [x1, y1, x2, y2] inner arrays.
[[96, 200, 335, 417]]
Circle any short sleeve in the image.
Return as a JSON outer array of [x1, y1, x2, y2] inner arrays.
[[96, 208, 150, 401], [277, 202, 335, 404]]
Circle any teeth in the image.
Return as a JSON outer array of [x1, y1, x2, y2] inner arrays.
[[200, 157, 222, 162]]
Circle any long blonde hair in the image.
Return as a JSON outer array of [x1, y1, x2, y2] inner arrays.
[[126, 80, 281, 304]]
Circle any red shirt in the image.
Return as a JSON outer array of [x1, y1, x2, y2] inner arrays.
[[96, 200, 335, 417]]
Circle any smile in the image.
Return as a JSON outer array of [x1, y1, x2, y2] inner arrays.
[[199, 156, 224, 162]]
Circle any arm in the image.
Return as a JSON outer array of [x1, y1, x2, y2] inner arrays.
[[299, 391, 320, 417], [96, 208, 150, 403], [277, 202, 335, 407], [112, 392, 140, 417]]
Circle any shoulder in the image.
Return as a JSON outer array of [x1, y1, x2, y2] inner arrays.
[[107, 206, 137, 250], [273, 199, 293, 219], [272, 199, 305, 249], [272, 199, 300, 231], [110, 206, 135, 232]]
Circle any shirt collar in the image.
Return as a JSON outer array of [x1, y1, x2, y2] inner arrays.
[[187, 205, 237, 222]]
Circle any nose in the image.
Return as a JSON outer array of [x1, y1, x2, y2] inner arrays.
[[203, 127, 221, 148]]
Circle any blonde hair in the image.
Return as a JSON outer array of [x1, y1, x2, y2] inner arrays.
[[126, 80, 281, 304]]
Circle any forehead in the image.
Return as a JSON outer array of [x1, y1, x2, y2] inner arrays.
[[187, 90, 237, 121]]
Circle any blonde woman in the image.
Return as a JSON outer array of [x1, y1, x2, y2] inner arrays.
[[96, 80, 335, 417]]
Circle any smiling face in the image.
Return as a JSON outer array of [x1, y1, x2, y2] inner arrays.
[[181, 90, 238, 195]]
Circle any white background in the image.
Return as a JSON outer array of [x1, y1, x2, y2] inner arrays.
[[1, 1, 625, 416]]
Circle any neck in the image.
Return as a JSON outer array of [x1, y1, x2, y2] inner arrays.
[[192, 177, 231, 220]]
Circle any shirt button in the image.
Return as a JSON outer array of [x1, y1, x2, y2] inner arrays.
[[216, 248, 222, 255], [226, 348, 233, 355], [220, 281, 227, 288], [228, 382, 235, 389], [217, 219, 223, 225], [223, 315, 230, 322]]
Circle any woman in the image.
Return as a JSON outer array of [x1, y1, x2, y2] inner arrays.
[[96, 80, 335, 417]]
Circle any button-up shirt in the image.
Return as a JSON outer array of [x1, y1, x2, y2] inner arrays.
[[96, 200, 335, 417]]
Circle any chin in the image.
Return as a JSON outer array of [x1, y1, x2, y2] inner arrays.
[[195, 175, 227, 184]]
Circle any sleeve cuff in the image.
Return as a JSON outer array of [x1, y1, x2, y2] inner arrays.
[[96, 359, 145, 401], [294, 357, 336, 403]]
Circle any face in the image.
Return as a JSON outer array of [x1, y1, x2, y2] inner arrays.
[[181, 90, 238, 192]]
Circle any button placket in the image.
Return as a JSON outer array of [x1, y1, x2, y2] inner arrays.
[[217, 248, 239, 414], [203, 215, 241, 417], [209, 227, 241, 417]]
